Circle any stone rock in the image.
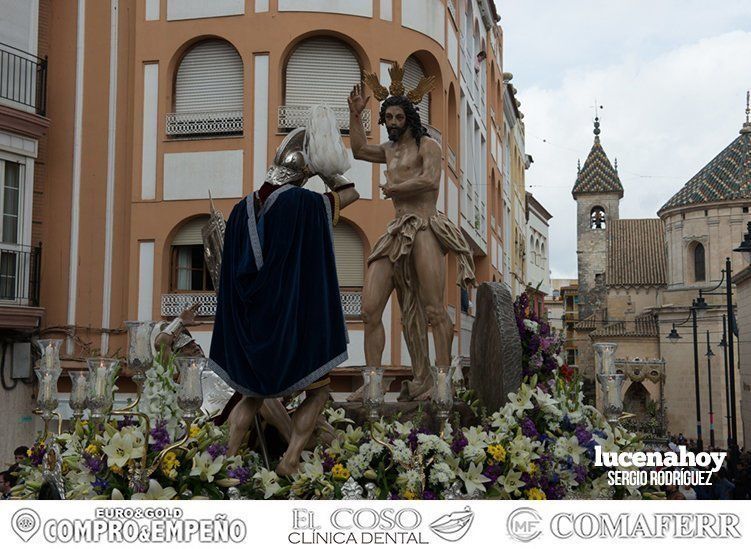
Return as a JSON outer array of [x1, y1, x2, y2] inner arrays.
[[469, 282, 522, 412]]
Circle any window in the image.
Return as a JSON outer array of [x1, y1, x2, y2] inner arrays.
[[403, 55, 431, 126], [169, 40, 244, 137], [590, 206, 606, 229], [332, 223, 364, 288], [566, 349, 577, 365], [1, 161, 22, 244], [693, 242, 706, 282], [170, 217, 214, 292], [283, 37, 362, 131], [0, 160, 23, 301]]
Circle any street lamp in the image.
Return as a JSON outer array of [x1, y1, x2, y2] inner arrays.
[[667, 298, 703, 450], [733, 221, 751, 258], [719, 315, 731, 450], [705, 330, 715, 448]]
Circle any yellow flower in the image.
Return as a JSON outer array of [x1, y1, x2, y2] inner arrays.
[[527, 487, 546, 500], [160, 452, 180, 478], [487, 444, 507, 463], [331, 464, 350, 481], [528, 462, 538, 475], [189, 425, 201, 439], [110, 465, 124, 475], [26, 449, 32, 457], [85, 444, 100, 455], [403, 490, 417, 500]]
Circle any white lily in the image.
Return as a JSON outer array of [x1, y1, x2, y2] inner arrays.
[[102, 430, 144, 468], [499, 470, 525, 497], [508, 384, 535, 418], [553, 435, 587, 465], [457, 461, 490, 495], [253, 469, 282, 499], [190, 451, 224, 483]]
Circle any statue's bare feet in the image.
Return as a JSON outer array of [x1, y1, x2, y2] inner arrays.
[[275, 455, 300, 477]]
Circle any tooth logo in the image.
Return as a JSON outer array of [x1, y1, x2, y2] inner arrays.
[[429, 506, 474, 542], [12, 508, 41, 542]]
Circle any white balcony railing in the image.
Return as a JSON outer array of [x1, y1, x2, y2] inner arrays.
[[161, 293, 217, 317], [447, 0, 457, 22], [341, 289, 363, 319], [166, 110, 243, 136], [278, 105, 371, 132]]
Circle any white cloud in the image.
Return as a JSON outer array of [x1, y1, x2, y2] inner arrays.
[[496, 1, 751, 277]]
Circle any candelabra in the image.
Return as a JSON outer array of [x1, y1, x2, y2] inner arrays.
[[431, 364, 455, 435], [594, 342, 625, 424], [362, 367, 384, 422]]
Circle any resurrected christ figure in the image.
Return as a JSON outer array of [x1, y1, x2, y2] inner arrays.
[[348, 64, 476, 401]]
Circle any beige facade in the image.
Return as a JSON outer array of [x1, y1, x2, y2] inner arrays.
[[573, 118, 750, 447], [0, 1, 529, 458]]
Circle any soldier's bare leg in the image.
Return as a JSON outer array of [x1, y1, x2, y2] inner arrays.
[[412, 228, 452, 377], [276, 385, 331, 476], [227, 396, 264, 456], [260, 399, 293, 442]]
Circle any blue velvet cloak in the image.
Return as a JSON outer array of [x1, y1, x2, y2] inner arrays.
[[208, 184, 348, 397]]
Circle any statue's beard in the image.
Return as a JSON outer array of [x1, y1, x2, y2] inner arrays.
[[387, 125, 406, 141]]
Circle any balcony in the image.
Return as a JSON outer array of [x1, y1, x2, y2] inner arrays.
[[447, 0, 457, 23], [0, 243, 41, 306], [278, 105, 370, 133], [0, 42, 47, 115], [0, 243, 43, 331], [340, 288, 362, 320], [161, 292, 217, 317], [161, 289, 363, 319], [166, 110, 243, 137]]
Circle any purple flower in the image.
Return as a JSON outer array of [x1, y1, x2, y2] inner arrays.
[[322, 455, 335, 473], [421, 489, 438, 500], [451, 435, 468, 455], [28, 443, 46, 467], [207, 443, 227, 460], [575, 425, 593, 446], [407, 428, 431, 451], [483, 463, 502, 484], [574, 465, 587, 484], [150, 420, 171, 452], [227, 466, 251, 485], [83, 452, 106, 474], [521, 417, 539, 438], [527, 335, 541, 355]]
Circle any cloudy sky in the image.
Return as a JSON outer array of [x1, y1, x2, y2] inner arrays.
[[495, 0, 751, 278]]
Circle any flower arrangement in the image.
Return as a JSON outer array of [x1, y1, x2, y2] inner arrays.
[[11, 291, 648, 500]]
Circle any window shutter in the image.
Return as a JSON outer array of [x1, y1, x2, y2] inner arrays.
[[333, 224, 364, 287], [175, 40, 244, 112], [285, 38, 361, 108], [173, 217, 210, 246], [403, 56, 430, 126]]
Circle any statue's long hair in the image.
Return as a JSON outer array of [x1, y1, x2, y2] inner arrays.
[[378, 96, 427, 147]]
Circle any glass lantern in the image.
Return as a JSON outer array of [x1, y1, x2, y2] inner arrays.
[[593, 342, 618, 375], [36, 338, 63, 372], [362, 367, 384, 421], [68, 370, 89, 421], [175, 357, 206, 422], [431, 364, 456, 422], [86, 357, 120, 421], [597, 372, 625, 424], [124, 320, 157, 382], [35, 366, 62, 421]]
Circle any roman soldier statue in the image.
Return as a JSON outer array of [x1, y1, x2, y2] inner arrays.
[[207, 107, 359, 475]]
